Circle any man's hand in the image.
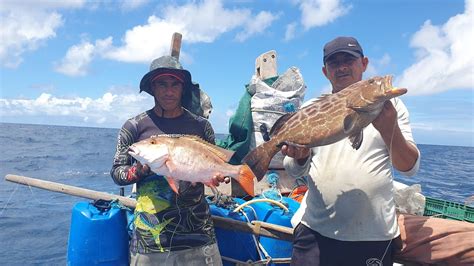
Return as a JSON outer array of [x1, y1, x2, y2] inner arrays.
[[136, 161, 151, 177], [372, 101, 398, 137], [281, 144, 311, 165], [372, 100, 419, 172], [127, 161, 152, 182], [210, 173, 231, 187]]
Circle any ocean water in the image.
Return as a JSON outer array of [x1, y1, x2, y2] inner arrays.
[[0, 122, 473, 265]]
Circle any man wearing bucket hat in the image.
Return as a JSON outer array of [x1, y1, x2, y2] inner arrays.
[[282, 36, 420, 265], [111, 55, 225, 265]]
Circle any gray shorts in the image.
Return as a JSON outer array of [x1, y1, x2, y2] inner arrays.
[[130, 243, 222, 266]]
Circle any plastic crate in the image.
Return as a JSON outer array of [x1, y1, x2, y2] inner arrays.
[[423, 196, 474, 223]]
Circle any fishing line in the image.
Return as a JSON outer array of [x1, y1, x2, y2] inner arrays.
[[26, 183, 46, 204], [377, 100, 398, 263], [378, 238, 393, 263], [25, 182, 71, 206], [165, 186, 182, 263], [0, 183, 19, 217]]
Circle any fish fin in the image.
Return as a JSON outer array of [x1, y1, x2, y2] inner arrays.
[[349, 131, 363, 150], [181, 135, 235, 162], [346, 100, 373, 113], [242, 140, 279, 181], [343, 113, 358, 133], [234, 164, 255, 197], [165, 160, 177, 173], [203, 145, 235, 162], [165, 176, 180, 194], [269, 113, 295, 136], [347, 105, 370, 112]]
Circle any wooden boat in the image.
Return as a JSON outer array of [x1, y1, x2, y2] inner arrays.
[[5, 174, 474, 266]]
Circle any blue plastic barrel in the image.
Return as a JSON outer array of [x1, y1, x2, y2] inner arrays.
[[67, 201, 129, 266], [208, 198, 259, 265], [249, 196, 300, 266]]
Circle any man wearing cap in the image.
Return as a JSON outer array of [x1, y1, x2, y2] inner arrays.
[[282, 36, 420, 265], [111, 55, 225, 265]]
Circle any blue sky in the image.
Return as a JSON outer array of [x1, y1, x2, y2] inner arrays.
[[0, 0, 473, 147]]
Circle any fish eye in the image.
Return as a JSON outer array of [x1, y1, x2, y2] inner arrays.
[[150, 140, 155, 144]]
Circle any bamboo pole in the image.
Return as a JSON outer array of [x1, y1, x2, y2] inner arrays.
[[4, 174, 293, 242]]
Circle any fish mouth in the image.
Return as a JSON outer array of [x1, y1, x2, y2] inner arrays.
[[385, 87, 407, 97], [128, 146, 138, 157]]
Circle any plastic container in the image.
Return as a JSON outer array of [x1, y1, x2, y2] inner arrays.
[[248, 196, 300, 266], [67, 201, 129, 265], [423, 196, 474, 222], [208, 197, 259, 265]]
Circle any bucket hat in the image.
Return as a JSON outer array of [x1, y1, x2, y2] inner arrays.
[[139, 55, 212, 118]]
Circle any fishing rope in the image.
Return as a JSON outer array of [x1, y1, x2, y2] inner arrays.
[[0, 183, 19, 217], [239, 205, 270, 263], [261, 171, 283, 202]]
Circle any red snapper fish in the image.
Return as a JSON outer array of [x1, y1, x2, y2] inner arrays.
[[243, 75, 408, 180], [128, 134, 255, 196]]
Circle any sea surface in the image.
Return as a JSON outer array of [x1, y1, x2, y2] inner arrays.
[[0, 122, 473, 265]]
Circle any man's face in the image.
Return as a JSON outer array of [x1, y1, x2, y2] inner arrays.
[[322, 52, 368, 93], [151, 75, 184, 111]]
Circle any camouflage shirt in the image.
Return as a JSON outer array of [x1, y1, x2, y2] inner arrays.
[[111, 108, 217, 253]]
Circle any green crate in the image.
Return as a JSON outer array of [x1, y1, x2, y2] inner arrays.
[[423, 196, 474, 223]]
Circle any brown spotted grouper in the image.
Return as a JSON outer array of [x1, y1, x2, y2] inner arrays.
[[243, 75, 407, 180]]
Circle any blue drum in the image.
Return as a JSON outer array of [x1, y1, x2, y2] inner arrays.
[[208, 197, 259, 265], [67, 200, 129, 266]]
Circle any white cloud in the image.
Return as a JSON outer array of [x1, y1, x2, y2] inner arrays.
[[397, 0, 474, 95], [79, 0, 279, 64], [284, 22, 297, 42], [120, 0, 149, 10], [0, 0, 86, 68], [103, 16, 181, 63], [298, 0, 351, 30], [365, 53, 392, 78], [235, 11, 279, 42], [54, 41, 95, 76], [0, 91, 153, 127], [54, 37, 112, 76]]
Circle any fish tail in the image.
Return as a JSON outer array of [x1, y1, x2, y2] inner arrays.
[[242, 141, 278, 181], [235, 164, 255, 197]]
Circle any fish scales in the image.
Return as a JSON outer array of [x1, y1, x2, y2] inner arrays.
[[243, 75, 407, 180]]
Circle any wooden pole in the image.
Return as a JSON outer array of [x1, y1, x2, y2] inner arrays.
[[5, 174, 137, 208], [4, 174, 293, 242], [170, 32, 182, 59]]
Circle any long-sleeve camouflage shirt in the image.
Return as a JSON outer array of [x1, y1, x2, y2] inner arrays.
[[111, 108, 217, 253]]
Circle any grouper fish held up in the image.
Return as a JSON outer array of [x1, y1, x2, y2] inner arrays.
[[243, 75, 407, 181], [128, 134, 255, 196]]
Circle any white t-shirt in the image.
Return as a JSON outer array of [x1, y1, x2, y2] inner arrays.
[[284, 97, 420, 241]]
